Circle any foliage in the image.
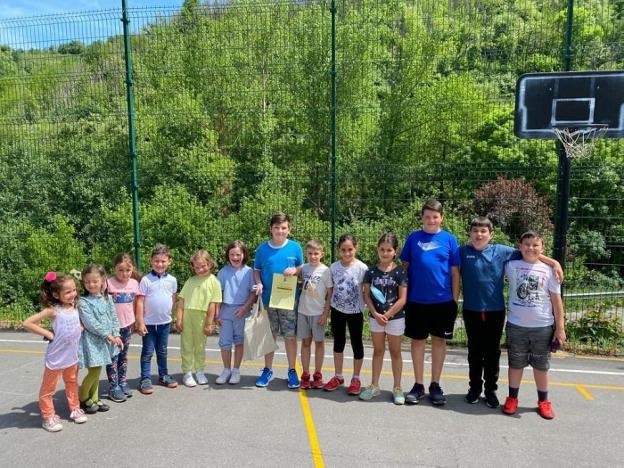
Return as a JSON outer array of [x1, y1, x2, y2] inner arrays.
[[567, 307, 624, 351]]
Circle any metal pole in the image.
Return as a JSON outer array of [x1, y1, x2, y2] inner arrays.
[[563, 0, 574, 71], [330, 0, 337, 263], [121, 0, 141, 268]]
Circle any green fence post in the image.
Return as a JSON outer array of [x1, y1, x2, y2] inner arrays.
[[121, 0, 142, 268], [330, 0, 337, 263]]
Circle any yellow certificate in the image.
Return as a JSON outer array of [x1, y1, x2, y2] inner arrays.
[[269, 273, 297, 310]]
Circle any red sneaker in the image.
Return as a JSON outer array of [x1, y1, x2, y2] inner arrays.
[[537, 400, 555, 420], [300, 372, 311, 390], [347, 377, 362, 395], [323, 376, 344, 392], [502, 396, 518, 415], [311, 371, 324, 389]]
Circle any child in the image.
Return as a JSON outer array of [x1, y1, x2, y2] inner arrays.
[[78, 264, 123, 414], [23, 272, 88, 432], [136, 244, 178, 394], [176, 249, 222, 387], [460, 217, 563, 408], [502, 231, 566, 420], [324, 233, 368, 395], [297, 240, 333, 389], [106, 253, 140, 402], [400, 199, 460, 406], [216, 241, 256, 385], [253, 212, 304, 388], [360, 233, 408, 404]]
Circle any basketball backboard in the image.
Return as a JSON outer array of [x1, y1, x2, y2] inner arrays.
[[514, 71, 624, 139]]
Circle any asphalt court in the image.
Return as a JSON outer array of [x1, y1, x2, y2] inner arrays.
[[1, 331, 623, 467]]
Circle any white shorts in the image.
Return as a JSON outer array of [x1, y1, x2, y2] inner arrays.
[[369, 316, 405, 336], [297, 314, 326, 342]]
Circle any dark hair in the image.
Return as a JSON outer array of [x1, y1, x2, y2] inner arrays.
[[519, 230, 543, 243], [377, 232, 399, 251], [269, 212, 290, 227], [151, 243, 171, 258], [112, 253, 142, 281], [469, 216, 493, 232], [225, 240, 249, 265], [421, 199, 444, 216], [338, 233, 357, 248], [81, 264, 109, 299], [189, 249, 215, 274], [39, 273, 78, 307]]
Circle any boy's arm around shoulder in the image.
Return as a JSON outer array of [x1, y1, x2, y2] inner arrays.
[[539, 254, 564, 283], [23, 307, 56, 341]]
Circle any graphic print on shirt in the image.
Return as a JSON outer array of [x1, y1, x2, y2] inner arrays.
[[417, 240, 440, 252], [302, 271, 322, 300], [513, 271, 544, 308], [333, 269, 360, 312], [110, 292, 135, 305]]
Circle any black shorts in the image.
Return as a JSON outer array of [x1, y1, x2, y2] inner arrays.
[[404, 300, 458, 340]]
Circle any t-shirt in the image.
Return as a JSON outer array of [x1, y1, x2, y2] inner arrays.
[[298, 263, 333, 316], [138, 271, 177, 325], [460, 244, 521, 312], [505, 260, 561, 328], [179, 274, 222, 311], [400, 229, 460, 304], [254, 239, 304, 306], [363, 265, 408, 320], [107, 277, 140, 328], [330, 259, 368, 314], [217, 264, 254, 306]]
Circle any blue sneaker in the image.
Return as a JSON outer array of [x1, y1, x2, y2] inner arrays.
[[108, 385, 127, 403], [287, 368, 300, 389], [255, 367, 274, 387]]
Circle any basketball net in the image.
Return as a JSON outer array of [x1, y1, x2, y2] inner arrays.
[[553, 125, 608, 159]]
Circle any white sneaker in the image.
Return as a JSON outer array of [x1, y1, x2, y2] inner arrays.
[[229, 368, 241, 385], [183, 372, 197, 387], [216, 368, 231, 385], [42, 415, 63, 432], [69, 408, 88, 424], [195, 371, 208, 385]]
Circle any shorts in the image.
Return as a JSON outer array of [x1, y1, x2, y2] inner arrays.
[[218, 303, 247, 349], [369, 316, 405, 336], [297, 314, 326, 342], [506, 322, 553, 371], [267, 306, 297, 338], [404, 300, 458, 340]]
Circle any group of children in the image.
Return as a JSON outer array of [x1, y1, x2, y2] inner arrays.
[[23, 202, 566, 432]]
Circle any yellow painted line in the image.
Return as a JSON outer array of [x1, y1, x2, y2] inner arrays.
[[298, 386, 325, 467], [575, 384, 594, 400]]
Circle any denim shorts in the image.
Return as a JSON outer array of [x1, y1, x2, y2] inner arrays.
[[506, 322, 554, 371], [297, 313, 326, 341], [267, 307, 297, 338]]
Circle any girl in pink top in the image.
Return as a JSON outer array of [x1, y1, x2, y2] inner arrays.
[[106, 253, 140, 402], [23, 272, 88, 432]]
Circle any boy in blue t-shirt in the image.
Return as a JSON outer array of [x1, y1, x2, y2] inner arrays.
[[253, 212, 304, 389], [460, 217, 562, 408]]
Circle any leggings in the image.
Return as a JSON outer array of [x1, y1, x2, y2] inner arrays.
[[79, 366, 102, 405], [330, 307, 364, 360]]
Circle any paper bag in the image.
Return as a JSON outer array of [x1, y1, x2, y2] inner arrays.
[[243, 299, 278, 360]]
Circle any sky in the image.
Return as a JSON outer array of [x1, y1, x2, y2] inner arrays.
[[1, 1, 185, 19]]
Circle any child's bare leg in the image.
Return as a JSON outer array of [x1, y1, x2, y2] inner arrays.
[[508, 367, 524, 389], [285, 337, 297, 369], [221, 349, 232, 369], [387, 334, 403, 388], [233, 344, 244, 369], [264, 349, 275, 369], [314, 340, 324, 373], [430, 336, 446, 383], [301, 337, 312, 374], [533, 369, 549, 392], [410, 339, 425, 383], [353, 358, 363, 376], [334, 352, 344, 376], [370, 332, 385, 387]]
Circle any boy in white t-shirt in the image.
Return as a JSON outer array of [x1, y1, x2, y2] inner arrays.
[[297, 240, 333, 389], [502, 231, 566, 420]]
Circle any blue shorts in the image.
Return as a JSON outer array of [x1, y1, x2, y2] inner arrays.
[[218, 303, 247, 349]]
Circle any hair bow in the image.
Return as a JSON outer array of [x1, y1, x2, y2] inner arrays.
[[44, 271, 57, 283]]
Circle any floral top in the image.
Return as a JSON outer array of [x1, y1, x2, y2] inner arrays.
[[78, 294, 120, 368]]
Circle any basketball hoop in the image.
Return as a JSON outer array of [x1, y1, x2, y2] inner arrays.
[[552, 124, 608, 159]]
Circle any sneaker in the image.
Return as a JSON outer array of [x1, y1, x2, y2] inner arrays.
[[255, 367, 274, 387], [229, 368, 241, 385], [159, 375, 178, 388], [311, 371, 324, 389], [95, 401, 110, 412], [323, 376, 344, 392], [537, 400, 555, 420], [120, 382, 133, 398], [484, 391, 500, 409], [359, 384, 381, 401], [465, 388, 481, 404], [216, 369, 232, 385], [502, 396, 519, 415], [69, 408, 88, 424], [347, 377, 362, 396], [393, 387, 405, 405], [429, 382, 447, 406], [139, 378, 154, 395], [109, 386, 127, 403], [42, 415, 63, 432], [183, 372, 197, 387], [287, 368, 300, 389], [195, 371, 209, 385], [405, 383, 426, 404], [80, 400, 99, 414], [300, 372, 311, 390]]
